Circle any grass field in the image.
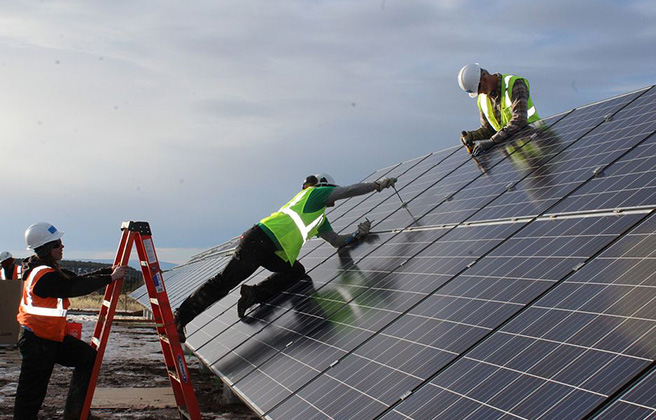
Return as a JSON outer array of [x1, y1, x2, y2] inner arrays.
[[68, 293, 145, 313]]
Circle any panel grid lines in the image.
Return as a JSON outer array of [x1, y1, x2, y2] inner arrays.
[[132, 87, 656, 420]]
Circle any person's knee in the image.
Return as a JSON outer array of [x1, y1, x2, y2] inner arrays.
[[76, 345, 97, 370], [292, 262, 306, 277]]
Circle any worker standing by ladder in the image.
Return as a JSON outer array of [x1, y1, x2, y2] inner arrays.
[[13, 222, 126, 420]]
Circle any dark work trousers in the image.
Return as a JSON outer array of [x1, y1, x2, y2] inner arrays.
[[13, 328, 97, 420], [176, 225, 306, 325]]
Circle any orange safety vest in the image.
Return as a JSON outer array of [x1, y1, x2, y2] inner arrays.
[[0, 265, 22, 280], [16, 266, 70, 342]]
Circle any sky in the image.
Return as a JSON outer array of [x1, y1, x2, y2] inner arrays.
[[1, 0, 655, 265]]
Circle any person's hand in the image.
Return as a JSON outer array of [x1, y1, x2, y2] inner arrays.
[[461, 131, 474, 154], [375, 177, 397, 191], [472, 139, 496, 156], [110, 265, 127, 281], [356, 219, 372, 238]]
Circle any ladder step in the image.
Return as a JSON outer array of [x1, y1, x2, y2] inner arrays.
[[168, 369, 181, 383], [80, 222, 201, 420], [178, 406, 192, 419]]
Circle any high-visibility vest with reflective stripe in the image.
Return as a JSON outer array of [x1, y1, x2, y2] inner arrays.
[[17, 266, 70, 342], [477, 74, 540, 132], [0, 265, 22, 280], [260, 187, 328, 264]]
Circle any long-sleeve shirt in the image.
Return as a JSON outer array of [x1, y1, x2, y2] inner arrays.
[[25, 259, 113, 299], [469, 74, 530, 143], [321, 183, 378, 247], [259, 182, 379, 250]]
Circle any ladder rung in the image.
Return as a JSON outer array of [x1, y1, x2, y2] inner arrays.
[[168, 369, 181, 383], [81, 222, 201, 420], [178, 406, 192, 419]]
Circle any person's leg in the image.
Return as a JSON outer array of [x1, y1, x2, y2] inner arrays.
[[175, 226, 271, 328], [238, 255, 306, 317], [56, 335, 97, 420], [13, 330, 57, 420], [253, 260, 306, 302]]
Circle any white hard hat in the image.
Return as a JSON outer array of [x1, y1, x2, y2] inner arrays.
[[25, 222, 65, 251], [304, 174, 337, 187], [0, 251, 12, 262], [458, 63, 482, 98]]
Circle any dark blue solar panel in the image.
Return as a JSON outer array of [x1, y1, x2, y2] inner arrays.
[[128, 86, 656, 420], [469, 88, 649, 221], [593, 368, 656, 419], [382, 211, 654, 420]]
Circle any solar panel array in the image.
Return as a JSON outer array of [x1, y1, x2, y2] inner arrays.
[[132, 86, 656, 420]]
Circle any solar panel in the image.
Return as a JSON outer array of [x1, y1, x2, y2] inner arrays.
[[470, 87, 650, 221], [128, 85, 656, 420], [267, 212, 647, 420], [593, 368, 656, 419], [380, 211, 655, 420]]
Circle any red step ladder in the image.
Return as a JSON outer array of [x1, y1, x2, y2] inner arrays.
[[80, 221, 201, 420]]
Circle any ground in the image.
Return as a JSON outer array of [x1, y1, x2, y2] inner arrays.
[[0, 314, 259, 420]]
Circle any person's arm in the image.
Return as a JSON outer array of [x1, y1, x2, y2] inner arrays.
[[326, 178, 397, 205], [326, 183, 377, 205], [490, 78, 529, 144], [319, 219, 371, 248], [467, 111, 497, 141], [80, 267, 113, 277], [33, 266, 125, 299]]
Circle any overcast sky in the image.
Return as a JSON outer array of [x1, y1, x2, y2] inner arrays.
[[1, 0, 655, 264]]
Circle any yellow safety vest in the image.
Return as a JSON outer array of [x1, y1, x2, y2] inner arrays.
[[478, 74, 540, 131], [260, 187, 328, 264]]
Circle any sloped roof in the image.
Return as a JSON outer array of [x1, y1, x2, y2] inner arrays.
[[132, 85, 656, 420]]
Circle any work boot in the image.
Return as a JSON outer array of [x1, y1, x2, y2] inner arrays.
[[237, 285, 257, 318], [174, 311, 186, 343]]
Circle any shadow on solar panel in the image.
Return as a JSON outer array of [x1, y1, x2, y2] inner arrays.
[[130, 85, 656, 420]]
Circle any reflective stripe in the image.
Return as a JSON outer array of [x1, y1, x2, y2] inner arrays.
[[479, 94, 491, 121], [278, 188, 326, 243], [527, 106, 536, 118], [504, 75, 513, 106], [21, 266, 67, 318], [280, 207, 324, 244], [0, 265, 19, 280]]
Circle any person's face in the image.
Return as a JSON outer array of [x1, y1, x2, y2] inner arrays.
[[50, 240, 64, 261], [478, 71, 495, 95]]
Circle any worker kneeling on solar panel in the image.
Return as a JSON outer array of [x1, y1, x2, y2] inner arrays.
[[458, 63, 541, 157], [174, 174, 397, 342]]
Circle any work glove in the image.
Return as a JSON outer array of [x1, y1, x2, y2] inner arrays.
[[375, 177, 397, 191], [356, 219, 372, 239], [344, 219, 372, 245], [461, 131, 474, 154], [471, 139, 496, 157]]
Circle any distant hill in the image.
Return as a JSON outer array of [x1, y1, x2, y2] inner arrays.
[[59, 260, 143, 293], [82, 259, 178, 271]]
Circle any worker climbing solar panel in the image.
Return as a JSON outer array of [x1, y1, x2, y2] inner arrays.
[[131, 85, 656, 420]]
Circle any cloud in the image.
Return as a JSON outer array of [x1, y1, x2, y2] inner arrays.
[[1, 1, 654, 263]]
